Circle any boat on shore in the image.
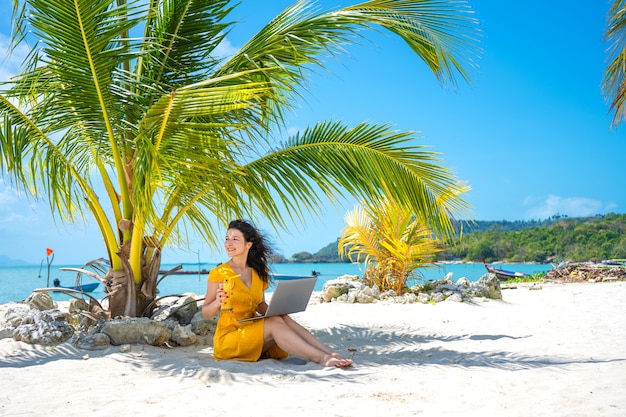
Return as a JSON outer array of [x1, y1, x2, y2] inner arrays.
[[601, 259, 626, 267], [483, 262, 529, 281], [158, 269, 210, 275], [52, 278, 99, 292]]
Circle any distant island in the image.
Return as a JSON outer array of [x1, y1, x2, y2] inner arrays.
[[280, 213, 626, 264], [0, 255, 30, 267]]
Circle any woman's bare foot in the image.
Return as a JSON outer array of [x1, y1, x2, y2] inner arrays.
[[331, 352, 350, 361], [322, 355, 353, 368]]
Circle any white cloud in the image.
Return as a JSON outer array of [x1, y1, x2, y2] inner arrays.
[[0, 180, 20, 211], [213, 37, 238, 60], [287, 126, 304, 137], [0, 180, 39, 223], [523, 194, 609, 219], [0, 33, 29, 83]]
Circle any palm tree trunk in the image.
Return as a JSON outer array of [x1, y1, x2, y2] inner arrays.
[[104, 250, 161, 317]]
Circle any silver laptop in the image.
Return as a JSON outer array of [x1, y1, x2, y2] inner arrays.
[[238, 277, 317, 322]]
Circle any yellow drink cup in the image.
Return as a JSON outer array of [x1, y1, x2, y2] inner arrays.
[[220, 275, 236, 312]]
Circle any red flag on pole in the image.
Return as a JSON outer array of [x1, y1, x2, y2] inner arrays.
[[46, 248, 53, 257]]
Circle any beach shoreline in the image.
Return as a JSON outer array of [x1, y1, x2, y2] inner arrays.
[[1, 281, 625, 416]]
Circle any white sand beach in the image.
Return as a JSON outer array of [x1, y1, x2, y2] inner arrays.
[[1, 281, 625, 417]]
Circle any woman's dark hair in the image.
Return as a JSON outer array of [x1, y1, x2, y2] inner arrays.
[[228, 219, 274, 283]]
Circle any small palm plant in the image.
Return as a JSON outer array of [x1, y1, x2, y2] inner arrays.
[[339, 184, 470, 295]]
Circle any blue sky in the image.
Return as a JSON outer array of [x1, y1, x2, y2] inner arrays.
[[1, 0, 624, 265]]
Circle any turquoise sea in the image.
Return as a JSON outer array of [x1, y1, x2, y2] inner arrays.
[[0, 262, 553, 304]]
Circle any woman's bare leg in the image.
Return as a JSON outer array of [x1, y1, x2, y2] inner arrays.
[[282, 315, 351, 361], [263, 316, 352, 367]]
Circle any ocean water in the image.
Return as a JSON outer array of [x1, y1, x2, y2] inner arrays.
[[0, 262, 553, 304]]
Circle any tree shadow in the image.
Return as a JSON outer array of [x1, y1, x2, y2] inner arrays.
[[312, 323, 626, 371], [2, 321, 625, 387]]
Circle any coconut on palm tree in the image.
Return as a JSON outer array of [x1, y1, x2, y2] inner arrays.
[[0, 0, 481, 318]]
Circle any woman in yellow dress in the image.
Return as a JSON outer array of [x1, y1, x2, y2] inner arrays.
[[201, 219, 353, 368]]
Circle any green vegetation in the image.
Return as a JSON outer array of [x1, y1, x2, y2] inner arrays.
[[303, 213, 626, 264], [500, 271, 546, 284], [441, 213, 626, 263], [0, 1, 481, 317], [338, 192, 468, 294], [288, 241, 348, 263]]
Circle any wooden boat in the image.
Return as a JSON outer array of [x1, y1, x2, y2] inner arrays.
[[601, 259, 626, 267], [483, 262, 529, 281], [158, 269, 210, 275], [271, 274, 317, 280], [52, 279, 99, 293]]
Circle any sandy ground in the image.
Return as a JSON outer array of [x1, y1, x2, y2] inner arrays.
[[1, 281, 625, 417]]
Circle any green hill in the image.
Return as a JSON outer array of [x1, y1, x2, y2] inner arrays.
[[300, 213, 626, 264], [441, 213, 626, 263]]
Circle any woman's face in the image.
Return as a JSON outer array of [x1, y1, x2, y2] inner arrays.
[[224, 228, 252, 258]]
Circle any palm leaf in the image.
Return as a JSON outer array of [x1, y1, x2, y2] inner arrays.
[[238, 120, 467, 239], [139, 0, 234, 89], [604, 0, 626, 127], [217, 0, 481, 126]]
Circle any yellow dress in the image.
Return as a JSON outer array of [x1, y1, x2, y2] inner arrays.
[[209, 263, 287, 361]]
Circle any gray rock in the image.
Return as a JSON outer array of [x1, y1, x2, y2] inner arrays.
[[322, 280, 353, 302], [69, 298, 90, 313], [171, 296, 200, 325], [355, 292, 374, 303], [436, 283, 459, 292], [475, 273, 503, 300], [1, 306, 74, 344], [431, 277, 454, 288], [190, 311, 217, 336], [1, 305, 31, 327], [445, 292, 463, 302], [456, 277, 470, 287], [403, 293, 417, 303], [370, 284, 381, 298], [335, 294, 349, 302], [431, 293, 445, 303], [378, 290, 397, 300], [24, 292, 56, 311], [417, 293, 431, 304], [151, 295, 200, 325], [170, 324, 197, 346], [0, 327, 13, 339], [101, 317, 171, 346], [73, 332, 111, 350], [11, 310, 75, 345]]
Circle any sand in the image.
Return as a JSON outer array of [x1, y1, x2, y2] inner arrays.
[[1, 281, 625, 417]]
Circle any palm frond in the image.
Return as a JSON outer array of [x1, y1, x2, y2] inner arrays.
[[139, 0, 234, 89], [217, 0, 481, 126], [603, 0, 626, 127], [239, 120, 467, 239]]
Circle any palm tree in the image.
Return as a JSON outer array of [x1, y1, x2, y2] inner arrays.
[[0, 0, 481, 318], [339, 182, 470, 294], [604, 0, 626, 127]]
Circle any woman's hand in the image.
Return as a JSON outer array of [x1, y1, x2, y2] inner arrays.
[[256, 301, 268, 315], [202, 281, 226, 318], [216, 284, 228, 307]]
